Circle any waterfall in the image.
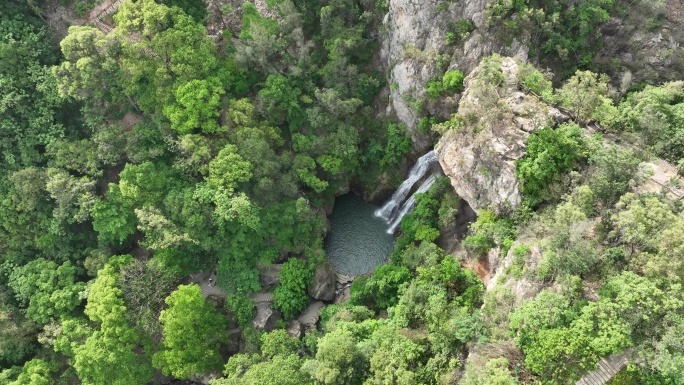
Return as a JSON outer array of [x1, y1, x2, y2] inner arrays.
[[375, 150, 438, 220], [386, 174, 438, 234]]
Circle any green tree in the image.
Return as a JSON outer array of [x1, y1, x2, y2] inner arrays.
[[8, 359, 56, 385], [7, 258, 86, 324], [523, 327, 597, 384], [274, 258, 312, 319], [113, 0, 221, 113], [588, 145, 645, 207], [351, 264, 411, 309], [71, 262, 154, 385], [509, 290, 575, 350], [90, 184, 137, 246], [365, 324, 424, 385], [515, 123, 588, 204], [617, 81, 684, 163], [153, 284, 228, 379], [53, 26, 121, 104], [164, 77, 225, 134], [461, 358, 520, 385], [0, 291, 37, 368], [260, 329, 302, 359], [555, 70, 615, 124], [307, 329, 368, 385], [216, 354, 309, 385]]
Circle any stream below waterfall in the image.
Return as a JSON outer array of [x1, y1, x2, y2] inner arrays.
[[325, 151, 443, 276]]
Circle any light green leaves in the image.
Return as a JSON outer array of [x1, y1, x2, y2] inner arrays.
[[153, 284, 228, 379]]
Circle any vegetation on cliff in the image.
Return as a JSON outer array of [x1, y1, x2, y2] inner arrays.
[[1, 0, 684, 384]]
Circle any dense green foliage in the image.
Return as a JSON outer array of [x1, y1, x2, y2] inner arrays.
[[1, 1, 684, 384], [0, 0, 408, 383], [209, 177, 484, 385], [516, 124, 589, 205]]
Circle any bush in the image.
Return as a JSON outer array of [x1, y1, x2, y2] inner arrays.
[[588, 145, 644, 207], [442, 70, 465, 93], [273, 259, 313, 319], [418, 116, 437, 134], [426, 80, 444, 98], [226, 293, 255, 327], [380, 123, 412, 167], [426, 69, 464, 98], [463, 209, 516, 255], [517, 62, 553, 97], [350, 264, 411, 309], [516, 123, 589, 205]]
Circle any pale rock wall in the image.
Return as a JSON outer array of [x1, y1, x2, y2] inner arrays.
[[435, 57, 565, 215], [381, 0, 528, 150]]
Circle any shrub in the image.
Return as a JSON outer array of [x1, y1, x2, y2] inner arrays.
[[273, 259, 312, 319], [350, 264, 411, 309], [516, 123, 588, 205], [226, 293, 255, 327], [426, 80, 444, 98], [463, 209, 516, 255], [517, 62, 553, 97], [442, 69, 465, 93]]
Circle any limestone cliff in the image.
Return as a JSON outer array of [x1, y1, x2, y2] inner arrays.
[[435, 56, 565, 215], [381, 0, 528, 150]]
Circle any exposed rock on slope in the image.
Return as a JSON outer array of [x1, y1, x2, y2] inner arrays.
[[308, 262, 336, 301], [595, 2, 684, 90], [435, 56, 565, 215], [381, 0, 528, 148]]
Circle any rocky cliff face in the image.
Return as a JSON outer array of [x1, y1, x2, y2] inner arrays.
[[381, 0, 528, 150], [435, 56, 565, 215], [595, 1, 684, 90]]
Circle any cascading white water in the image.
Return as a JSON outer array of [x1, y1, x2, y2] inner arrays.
[[375, 150, 438, 220], [386, 174, 438, 234]]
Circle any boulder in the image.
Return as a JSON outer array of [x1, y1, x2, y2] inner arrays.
[[258, 264, 282, 291], [286, 319, 303, 339], [308, 262, 337, 301], [225, 328, 241, 354], [251, 302, 282, 332]]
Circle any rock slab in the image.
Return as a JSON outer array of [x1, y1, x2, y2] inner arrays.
[[308, 262, 337, 301]]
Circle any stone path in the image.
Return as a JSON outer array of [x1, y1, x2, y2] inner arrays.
[[298, 300, 324, 329], [250, 291, 274, 304], [575, 351, 632, 385], [188, 270, 226, 298]]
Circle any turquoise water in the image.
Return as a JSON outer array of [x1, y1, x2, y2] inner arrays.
[[324, 194, 395, 276]]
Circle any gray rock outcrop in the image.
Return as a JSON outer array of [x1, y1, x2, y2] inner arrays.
[[435, 56, 564, 215], [251, 302, 282, 331], [308, 262, 337, 301], [595, 3, 684, 90], [286, 319, 303, 339], [381, 0, 528, 148], [258, 264, 282, 291]]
